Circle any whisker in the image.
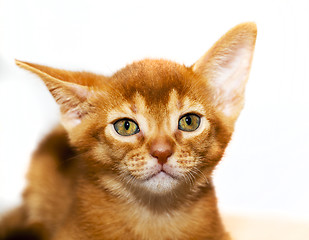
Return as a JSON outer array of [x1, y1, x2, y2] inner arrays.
[[189, 171, 195, 186], [192, 167, 209, 185], [183, 171, 195, 187], [183, 173, 191, 186]]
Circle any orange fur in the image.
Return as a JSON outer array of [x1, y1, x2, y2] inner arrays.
[[0, 22, 256, 240]]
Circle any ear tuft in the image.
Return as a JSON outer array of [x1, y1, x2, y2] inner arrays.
[[192, 22, 257, 123]]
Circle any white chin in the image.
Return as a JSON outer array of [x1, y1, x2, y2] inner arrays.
[[142, 172, 179, 194]]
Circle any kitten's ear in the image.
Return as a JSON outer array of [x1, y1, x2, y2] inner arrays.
[[15, 60, 94, 131], [192, 22, 257, 122]]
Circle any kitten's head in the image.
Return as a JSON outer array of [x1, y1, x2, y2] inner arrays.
[[16, 23, 256, 197]]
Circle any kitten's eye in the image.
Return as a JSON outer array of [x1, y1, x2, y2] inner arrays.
[[178, 114, 200, 132], [114, 119, 140, 136]]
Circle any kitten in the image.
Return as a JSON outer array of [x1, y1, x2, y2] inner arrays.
[[0, 22, 257, 240]]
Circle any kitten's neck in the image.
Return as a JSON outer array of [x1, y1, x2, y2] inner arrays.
[[85, 171, 213, 212], [71, 177, 228, 240]]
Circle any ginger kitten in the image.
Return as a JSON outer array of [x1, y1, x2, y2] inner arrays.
[[0, 22, 257, 240]]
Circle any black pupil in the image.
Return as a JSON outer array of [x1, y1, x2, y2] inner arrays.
[[185, 116, 192, 125], [124, 121, 130, 130]]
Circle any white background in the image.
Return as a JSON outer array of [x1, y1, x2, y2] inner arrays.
[[0, 0, 308, 221]]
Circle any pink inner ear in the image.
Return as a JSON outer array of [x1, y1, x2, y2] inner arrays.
[[60, 108, 82, 130], [57, 83, 94, 131], [193, 44, 255, 121], [70, 84, 93, 101], [211, 46, 253, 117]]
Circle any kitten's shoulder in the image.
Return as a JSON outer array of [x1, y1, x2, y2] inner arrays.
[[32, 125, 76, 171], [22, 125, 77, 235]]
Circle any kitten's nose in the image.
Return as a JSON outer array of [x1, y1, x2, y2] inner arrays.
[[150, 138, 174, 165]]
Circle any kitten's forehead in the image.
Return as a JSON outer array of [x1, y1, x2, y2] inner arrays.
[[107, 90, 205, 122], [106, 93, 147, 123], [167, 89, 205, 113], [109, 59, 198, 105]]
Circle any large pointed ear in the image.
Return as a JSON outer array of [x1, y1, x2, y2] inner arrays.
[[15, 60, 96, 131], [192, 22, 257, 123]]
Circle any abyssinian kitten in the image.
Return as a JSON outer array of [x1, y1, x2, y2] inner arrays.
[[0, 22, 257, 240]]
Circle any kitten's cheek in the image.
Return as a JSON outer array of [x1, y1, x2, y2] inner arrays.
[[105, 124, 139, 143]]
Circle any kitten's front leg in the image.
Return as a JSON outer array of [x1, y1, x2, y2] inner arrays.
[[0, 206, 48, 240]]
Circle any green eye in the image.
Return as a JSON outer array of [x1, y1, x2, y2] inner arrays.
[[178, 114, 200, 132], [114, 119, 140, 136]]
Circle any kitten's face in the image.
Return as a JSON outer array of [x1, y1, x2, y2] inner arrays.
[[74, 60, 230, 195], [105, 92, 209, 194]]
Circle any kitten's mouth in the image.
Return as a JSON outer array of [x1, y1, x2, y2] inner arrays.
[[138, 166, 180, 194], [147, 169, 176, 181]]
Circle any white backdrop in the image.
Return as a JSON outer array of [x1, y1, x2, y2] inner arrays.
[[0, 0, 309, 221]]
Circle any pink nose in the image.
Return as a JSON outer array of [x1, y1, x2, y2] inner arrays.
[[150, 138, 174, 165]]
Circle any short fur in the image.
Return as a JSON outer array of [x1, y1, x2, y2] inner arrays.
[[0, 23, 257, 240]]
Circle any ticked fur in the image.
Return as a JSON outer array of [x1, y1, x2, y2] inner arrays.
[[0, 22, 257, 240]]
